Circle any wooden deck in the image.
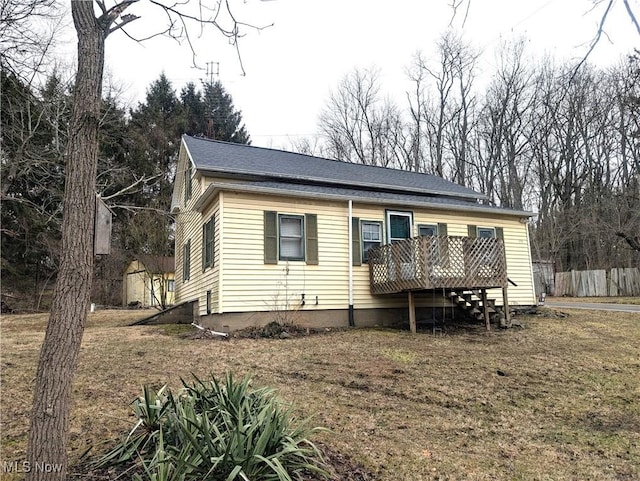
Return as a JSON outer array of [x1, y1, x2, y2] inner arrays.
[[368, 235, 510, 333], [368, 235, 508, 295]]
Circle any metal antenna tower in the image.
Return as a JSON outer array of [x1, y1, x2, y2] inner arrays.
[[201, 62, 220, 139]]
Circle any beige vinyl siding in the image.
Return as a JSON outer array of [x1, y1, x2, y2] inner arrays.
[[218, 193, 535, 314], [198, 198, 221, 316], [124, 260, 176, 307], [352, 204, 535, 308], [123, 260, 146, 306], [221, 192, 350, 313], [174, 148, 212, 309]]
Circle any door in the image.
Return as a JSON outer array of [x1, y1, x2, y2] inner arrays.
[[386, 211, 414, 280], [387, 211, 413, 243]]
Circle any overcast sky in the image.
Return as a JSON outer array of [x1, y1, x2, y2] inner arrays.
[[95, 0, 638, 148]]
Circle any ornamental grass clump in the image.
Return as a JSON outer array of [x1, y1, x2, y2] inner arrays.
[[96, 373, 329, 481]]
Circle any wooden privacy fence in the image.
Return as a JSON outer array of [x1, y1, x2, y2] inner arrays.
[[368, 236, 507, 295], [554, 267, 640, 297]]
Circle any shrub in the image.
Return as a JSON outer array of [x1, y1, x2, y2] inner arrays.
[[96, 373, 329, 481]]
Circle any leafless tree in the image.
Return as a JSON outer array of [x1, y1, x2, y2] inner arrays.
[[319, 67, 407, 168], [444, 34, 479, 187], [25, 1, 268, 479], [405, 52, 429, 172], [418, 38, 456, 177], [448, 0, 640, 62], [474, 39, 536, 209], [406, 32, 479, 183], [0, 0, 64, 82]]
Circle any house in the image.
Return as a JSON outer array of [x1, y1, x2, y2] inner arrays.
[[171, 135, 536, 331], [123, 255, 175, 308]]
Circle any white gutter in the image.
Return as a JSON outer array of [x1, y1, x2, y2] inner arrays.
[[348, 200, 354, 326]]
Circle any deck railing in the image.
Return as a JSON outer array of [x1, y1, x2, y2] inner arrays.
[[368, 236, 507, 295]]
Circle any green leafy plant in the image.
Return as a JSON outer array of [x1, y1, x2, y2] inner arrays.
[[96, 373, 329, 481]]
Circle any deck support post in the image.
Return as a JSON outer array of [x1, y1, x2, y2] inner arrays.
[[480, 288, 490, 331], [408, 291, 416, 334], [502, 285, 511, 327]]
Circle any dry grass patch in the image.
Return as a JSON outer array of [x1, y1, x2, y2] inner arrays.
[[547, 296, 640, 305], [1, 308, 639, 480]]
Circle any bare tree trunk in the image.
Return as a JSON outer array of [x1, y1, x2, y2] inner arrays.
[[26, 2, 104, 479]]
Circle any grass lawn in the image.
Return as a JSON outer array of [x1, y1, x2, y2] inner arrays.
[[1, 307, 639, 480]]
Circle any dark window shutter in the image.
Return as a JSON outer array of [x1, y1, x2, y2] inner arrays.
[[183, 240, 191, 281], [305, 213, 318, 265], [438, 223, 449, 266], [202, 217, 215, 270], [210, 216, 215, 267], [264, 211, 278, 264], [467, 224, 477, 238], [202, 223, 207, 271], [495, 227, 504, 240], [184, 162, 192, 202], [352, 217, 361, 266]]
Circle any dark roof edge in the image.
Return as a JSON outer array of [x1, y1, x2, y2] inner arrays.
[[193, 181, 534, 218]]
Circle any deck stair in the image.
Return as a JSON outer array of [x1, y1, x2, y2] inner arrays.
[[447, 290, 496, 321]]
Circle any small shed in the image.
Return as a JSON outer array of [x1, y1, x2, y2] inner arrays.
[[532, 260, 555, 298], [123, 255, 175, 308]]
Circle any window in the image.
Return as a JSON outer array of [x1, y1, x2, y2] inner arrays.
[[477, 227, 496, 238], [279, 214, 305, 261], [468, 225, 503, 240], [206, 290, 211, 315], [361, 221, 383, 262], [182, 240, 191, 281], [167, 279, 175, 292], [418, 224, 438, 237], [469, 226, 503, 268], [386, 211, 413, 243], [419, 223, 449, 265], [202, 216, 214, 270], [184, 161, 192, 202], [264, 212, 317, 265]]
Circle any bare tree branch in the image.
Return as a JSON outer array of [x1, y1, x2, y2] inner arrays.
[[98, 0, 140, 35], [144, 0, 273, 74], [448, 0, 470, 28], [99, 173, 163, 200], [616, 231, 640, 251], [108, 13, 140, 34], [573, 0, 615, 76]]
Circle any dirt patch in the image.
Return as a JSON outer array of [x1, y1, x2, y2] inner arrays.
[[186, 321, 342, 340]]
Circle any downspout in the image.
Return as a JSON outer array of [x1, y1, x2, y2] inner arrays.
[[348, 200, 355, 327]]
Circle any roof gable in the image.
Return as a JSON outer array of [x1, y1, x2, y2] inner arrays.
[[135, 255, 175, 274], [182, 135, 486, 201]]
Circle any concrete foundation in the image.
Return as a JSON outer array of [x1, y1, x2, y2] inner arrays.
[[197, 305, 460, 333]]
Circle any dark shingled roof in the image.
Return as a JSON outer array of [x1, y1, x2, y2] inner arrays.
[[182, 135, 486, 201]]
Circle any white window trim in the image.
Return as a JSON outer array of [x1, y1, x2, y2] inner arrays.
[[386, 210, 413, 244], [361, 220, 383, 262], [477, 226, 496, 238], [278, 214, 305, 261], [418, 224, 438, 237]]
